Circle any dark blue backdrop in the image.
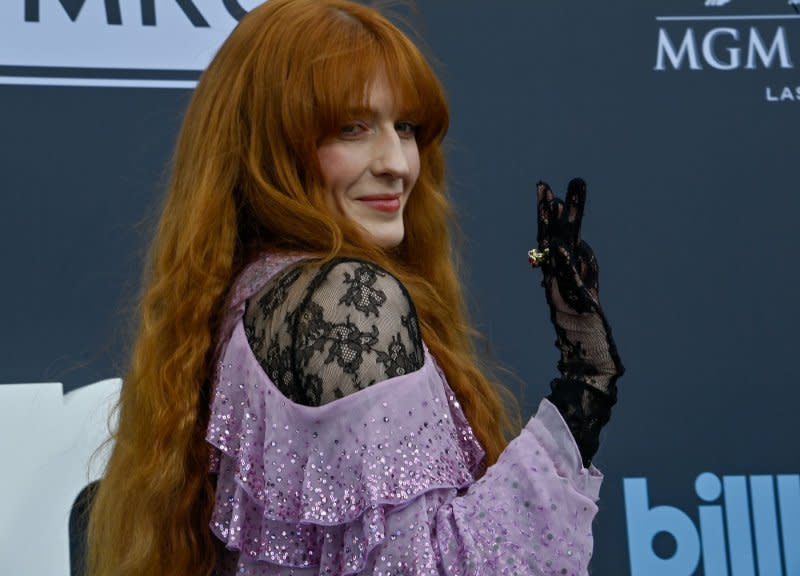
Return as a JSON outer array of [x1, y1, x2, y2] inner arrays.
[[2, 1, 798, 574]]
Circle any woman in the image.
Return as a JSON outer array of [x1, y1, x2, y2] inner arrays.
[[87, 1, 623, 575]]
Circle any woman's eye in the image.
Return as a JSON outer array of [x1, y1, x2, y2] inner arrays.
[[395, 121, 417, 139], [339, 122, 368, 138]]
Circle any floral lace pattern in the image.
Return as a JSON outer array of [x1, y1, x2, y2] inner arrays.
[[243, 258, 424, 406]]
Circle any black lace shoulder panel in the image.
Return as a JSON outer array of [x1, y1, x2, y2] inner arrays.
[[243, 258, 424, 406]]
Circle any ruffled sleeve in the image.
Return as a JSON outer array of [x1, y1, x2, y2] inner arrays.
[[206, 254, 602, 576], [435, 399, 602, 576]]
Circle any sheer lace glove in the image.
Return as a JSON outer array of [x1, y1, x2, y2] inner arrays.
[[530, 178, 624, 465]]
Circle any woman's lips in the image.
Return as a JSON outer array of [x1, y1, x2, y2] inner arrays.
[[357, 195, 401, 213]]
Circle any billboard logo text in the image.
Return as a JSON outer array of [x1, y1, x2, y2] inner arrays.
[[624, 473, 799, 576]]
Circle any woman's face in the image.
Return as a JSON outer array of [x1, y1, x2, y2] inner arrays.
[[317, 75, 420, 249]]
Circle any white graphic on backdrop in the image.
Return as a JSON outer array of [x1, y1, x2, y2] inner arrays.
[[705, 0, 800, 6], [0, 0, 262, 88], [654, 27, 793, 71], [654, 4, 800, 102], [0, 380, 120, 576]]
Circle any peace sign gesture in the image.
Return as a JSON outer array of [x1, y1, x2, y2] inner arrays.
[[528, 176, 624, 397], [530, 178, 600, 315]]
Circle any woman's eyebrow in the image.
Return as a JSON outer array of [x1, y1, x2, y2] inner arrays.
[[341, 102, 412, 119], [341, 105, 375, 118]]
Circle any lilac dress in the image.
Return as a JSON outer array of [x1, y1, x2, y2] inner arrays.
[[206, 253, 603, 576]]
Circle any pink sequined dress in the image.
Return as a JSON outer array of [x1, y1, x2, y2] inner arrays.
[[206, 253, 603, 576]]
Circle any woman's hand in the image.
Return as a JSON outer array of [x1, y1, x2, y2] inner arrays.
[[530, 178, 624, 395], [530, 178, 624, 465], [531, 178, 599, 315]]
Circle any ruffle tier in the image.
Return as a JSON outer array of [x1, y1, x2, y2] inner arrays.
[[207, 321, 485, 573]]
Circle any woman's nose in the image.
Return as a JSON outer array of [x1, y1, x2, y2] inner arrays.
[[371, 127, 410, 180]]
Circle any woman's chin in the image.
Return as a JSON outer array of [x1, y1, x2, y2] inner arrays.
[[361, 222, 405, 250]]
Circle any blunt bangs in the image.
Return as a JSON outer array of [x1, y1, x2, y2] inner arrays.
[[308, 9, 449, 148]]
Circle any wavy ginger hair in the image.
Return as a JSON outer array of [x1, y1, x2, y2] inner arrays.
[[88, 1, 516, 575]]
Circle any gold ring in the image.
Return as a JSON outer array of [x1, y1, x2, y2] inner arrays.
[[528, 247, 549, 267]]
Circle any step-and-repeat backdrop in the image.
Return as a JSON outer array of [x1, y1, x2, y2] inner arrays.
[[1, 1, 798, 575]]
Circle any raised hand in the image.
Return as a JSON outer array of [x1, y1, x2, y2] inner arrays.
[[532, 178, 599, 314], [530, 178, 624, 466]]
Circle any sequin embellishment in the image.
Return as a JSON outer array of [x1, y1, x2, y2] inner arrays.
[[206, 253, 603, 575]]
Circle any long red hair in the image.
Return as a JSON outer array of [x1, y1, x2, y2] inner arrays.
[[88, 1, 516, 575]]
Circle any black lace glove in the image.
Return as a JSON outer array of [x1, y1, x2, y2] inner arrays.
[[530, 178, 624, 466]]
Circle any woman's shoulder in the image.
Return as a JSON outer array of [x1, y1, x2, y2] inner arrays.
[[245, 256, 418, 328], [301, 257, 417, 316], [243, 256, 424, 407]]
